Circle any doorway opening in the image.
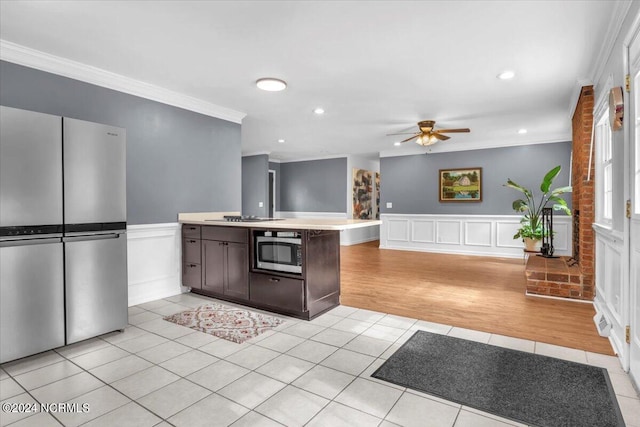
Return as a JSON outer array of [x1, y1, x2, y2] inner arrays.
[[268, 169, 276, 218]]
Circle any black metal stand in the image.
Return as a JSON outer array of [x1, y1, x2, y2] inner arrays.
[[540, 207, 559, 258]]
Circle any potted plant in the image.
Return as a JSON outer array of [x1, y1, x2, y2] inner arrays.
[[504, 165, 572, 251]]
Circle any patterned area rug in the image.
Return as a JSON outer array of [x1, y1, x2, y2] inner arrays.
[[163, 303, 285, 343]]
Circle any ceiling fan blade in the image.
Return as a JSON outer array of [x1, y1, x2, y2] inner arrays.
[[386, 132, 421, 136], [431, 133, 450, 141], [400, 134, 421, 143], [436, 128, 470, 133]]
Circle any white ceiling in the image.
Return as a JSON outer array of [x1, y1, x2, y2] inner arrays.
[[0, 1, 628, 161]]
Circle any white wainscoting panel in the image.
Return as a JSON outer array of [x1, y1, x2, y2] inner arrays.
[[275, 211, 380, 245], [465, 221, 492, 247], [436, 221, 462, 245], [496, 221, 522, 248], [127, 223, 183, 306], [593, 225, 627, 364], [551, 222, 570, 252], [387, 219, 410, 242], [412, 220, 435, 243], [380, 214, 572, 258]]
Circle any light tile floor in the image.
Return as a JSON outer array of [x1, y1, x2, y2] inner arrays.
[[1, 292, 639, 427]]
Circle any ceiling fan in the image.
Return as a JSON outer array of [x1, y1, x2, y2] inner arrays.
[[388, 120, 470, 146]]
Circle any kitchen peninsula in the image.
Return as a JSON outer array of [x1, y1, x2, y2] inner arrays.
[[178, 212, 381, 320]]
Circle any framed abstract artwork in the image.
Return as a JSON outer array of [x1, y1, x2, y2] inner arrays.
[[439, 168, 482, 202], [353, 168, 373, 219]]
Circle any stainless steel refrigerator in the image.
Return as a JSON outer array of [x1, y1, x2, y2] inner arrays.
[[0, 106, 128, 363]]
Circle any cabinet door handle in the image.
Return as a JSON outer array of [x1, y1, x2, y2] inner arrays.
[[189, 239, 196, 243], [269, 277, 280, 282], [189, 264, 197, 268], [189, 227, 196, 230]]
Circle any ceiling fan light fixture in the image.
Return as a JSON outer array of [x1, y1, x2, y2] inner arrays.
[[518, 129, 528, 134], [415, 134, 438, 146], [497, 70, 515, 80], [313, 107, 325, 115], [394, 142, 401, 146], [256, 78, 287, 91], [278, 139, 285, 143]]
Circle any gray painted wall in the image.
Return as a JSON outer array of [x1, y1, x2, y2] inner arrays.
[[242, 154, 269, 217], [279, 158, 347, 212], [0, 61, 241, 225], [380, 142, 572, 215]]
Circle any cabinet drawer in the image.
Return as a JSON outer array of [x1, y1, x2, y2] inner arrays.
[[182, 262, 201, 288], [202, 226, 248, 243], [183, 238, 201, 264], [182, 224, 201, 239], [250, 273, 304, 312]]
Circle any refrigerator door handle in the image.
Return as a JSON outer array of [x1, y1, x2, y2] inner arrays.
[[0, 237, 62, 247], [64, 229, 126, 238], [63, 233, 124, 243]]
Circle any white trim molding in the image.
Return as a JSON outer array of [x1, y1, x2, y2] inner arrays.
[[127, 223, 183, 306], [0, 40, 246, 124], [380, 214, 572, 258], [275, 211, 380, 245]]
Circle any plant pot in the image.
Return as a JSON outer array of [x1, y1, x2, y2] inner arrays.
[[523, 237, 542, 252]]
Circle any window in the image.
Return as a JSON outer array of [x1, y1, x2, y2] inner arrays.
[[595, 110, 613, 224]]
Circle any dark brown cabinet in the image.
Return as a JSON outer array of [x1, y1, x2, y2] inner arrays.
[[250, 272, 305, 312], [202, 240, 224, 293], [250, 229, 340, 319], [225, 242, 249, 299], [201, 227, 249, 300], [182, 225, 201, 288], [182, 223, 341, 320]]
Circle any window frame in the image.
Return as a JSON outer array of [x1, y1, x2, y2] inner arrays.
[[594, 103, 613, 226]]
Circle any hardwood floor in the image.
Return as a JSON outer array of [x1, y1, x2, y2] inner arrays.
[[340, 241, 614, 355]]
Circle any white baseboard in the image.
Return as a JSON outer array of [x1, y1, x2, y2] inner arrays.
[[275, 211, 379, 245], [380, 214, 572, 258], [127, 223, 184, 306]]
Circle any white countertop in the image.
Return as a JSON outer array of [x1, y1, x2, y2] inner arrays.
[[178, 212, 381, 231]]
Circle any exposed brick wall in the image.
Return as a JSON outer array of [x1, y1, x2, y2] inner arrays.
[[571, 86, 595, 300], [525, 256, 586, 299]]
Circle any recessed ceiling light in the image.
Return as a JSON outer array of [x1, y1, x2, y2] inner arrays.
[[497, 70, 515, 80], [394, 142, 402, 146], [518, 129, 528, 134], [256, 78, 287, 91], [277, 139, 285, 143], [313, 107, 325, 115]]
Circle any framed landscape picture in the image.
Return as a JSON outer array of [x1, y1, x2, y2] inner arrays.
[[439, 168, 482, 202]]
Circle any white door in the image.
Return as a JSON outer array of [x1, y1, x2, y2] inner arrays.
[[628, 25, 640, 387]]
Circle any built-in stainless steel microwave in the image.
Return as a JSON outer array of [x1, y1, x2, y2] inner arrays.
[[255, 233, 302, 274]]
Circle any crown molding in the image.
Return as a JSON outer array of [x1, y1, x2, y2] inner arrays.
[[0, 40, 246, 124], [241, 151, 271, 158], [590, 0, 634, 86], [270, 154, 350, 163], [566, 1, 632, 120], [379, 137, 570, 158]]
